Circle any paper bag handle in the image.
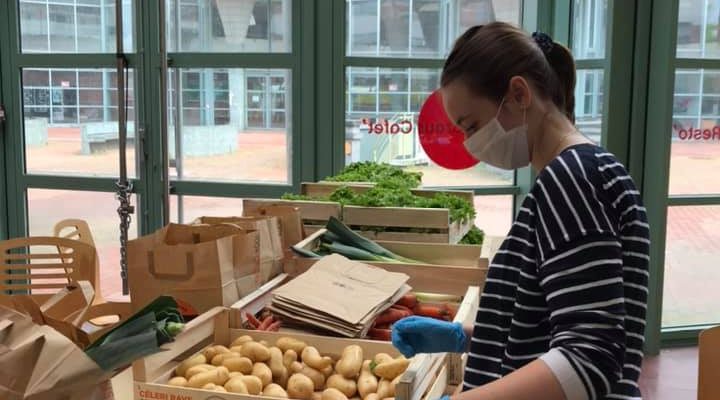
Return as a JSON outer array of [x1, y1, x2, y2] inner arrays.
[[147, 251, 195, 280]]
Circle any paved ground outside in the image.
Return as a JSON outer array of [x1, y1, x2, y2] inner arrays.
[[23, 127, 720, 327]]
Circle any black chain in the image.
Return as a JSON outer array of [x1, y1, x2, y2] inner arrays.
[[116, 180, 134, 294]]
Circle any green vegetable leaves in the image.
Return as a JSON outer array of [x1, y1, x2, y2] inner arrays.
[[324, 162, 422, 189], [459, 226, 485, 245]]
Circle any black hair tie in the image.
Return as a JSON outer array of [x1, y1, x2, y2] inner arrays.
[[532, 31, 554, 55]]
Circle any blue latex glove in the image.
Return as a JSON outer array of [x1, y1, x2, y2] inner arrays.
[[391, 316, 467, 358], [438, 396, 450, 400]]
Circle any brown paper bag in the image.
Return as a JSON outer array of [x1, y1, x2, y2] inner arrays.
[[243, 205, 305, 253], [9, 281, 96, 347], [127, 223, 262, 315], [192, 216, 285, 283], [0, 304, 109, 400]]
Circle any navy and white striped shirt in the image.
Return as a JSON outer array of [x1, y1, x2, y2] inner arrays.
[[464, 144, 649, 400]]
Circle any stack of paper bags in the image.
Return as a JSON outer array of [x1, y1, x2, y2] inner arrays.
[[269, 254, 411, 337]]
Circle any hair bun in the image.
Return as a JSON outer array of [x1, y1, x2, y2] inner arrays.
[[532, 31, 554, 55]]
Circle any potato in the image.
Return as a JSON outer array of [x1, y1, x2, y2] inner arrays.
[[276, 368, 289, 387], [188, 366, 230, 388], [175, 354, 206, 377], [269, 347, 288, 378], [212, 352, 241, 366], [241, 342, 271, 362], [224, 377, 250, 394], [326, 374, 357, 398], [240, 375, 264, 395], [336, 345, 363, 379], [294, 363, 326, 389], [231, 335, 254, 348], [203, 345, 230, 361], [223, 356, 253, 374], [215, 386, 228, 392], [374, 359, 409, 380], [284, 349, 299, 369], [373, 354, 393, 366], [323, 388, 349, 400], [230, 346, 246, 354], [365, 394, 380, 400], [302, 346, 334, 370], [321, 364, 334, 378], [358, 361, 378, 398], [288, 373, 315, 400], [229, 372, 244, 379], [185, 364, 215, 379], [253, 362, 273, 388], [167, 376, 188, 387], [312, 392, 324, 400], [277, 337, 307, 354], [260, 340, 271, 347], [263, 383, 290, 398], [290, 361, 304, 374], [376, 379, 392, 399], [202, 383, 218, 390]]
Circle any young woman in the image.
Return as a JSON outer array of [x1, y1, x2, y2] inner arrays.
[[392, 23, 649, 400]]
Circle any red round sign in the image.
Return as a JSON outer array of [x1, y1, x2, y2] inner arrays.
[[417, 90, 479, 170]]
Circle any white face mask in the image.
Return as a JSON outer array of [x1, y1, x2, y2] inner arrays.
[[463, 98, 530, 170]]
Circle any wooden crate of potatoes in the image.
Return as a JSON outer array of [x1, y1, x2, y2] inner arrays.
[[227, 274, 480, 395], [134, 307, 446, 400]]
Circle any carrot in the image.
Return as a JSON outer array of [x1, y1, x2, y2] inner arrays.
[[375, 308, 410, 325], [413, 304, 447, 320], [374, 323, 390, 330], [266, 320, 282, 332], [390, 304, 413, 314], [368, 328, 392, 341], [246, 312, 262, 328], [396, 294, 418, 309], [258, 316, 274, 331]]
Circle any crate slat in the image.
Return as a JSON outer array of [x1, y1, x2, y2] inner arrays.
[[343, 205, 450, 229]]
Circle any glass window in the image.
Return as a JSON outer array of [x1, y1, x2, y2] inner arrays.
[[19, 0, 133, 53], [168, 68, 291, 184], [575, 69, 604, 144], [662, 205, 720, 327], [27, 189, 138, 299], [344, 67, 513, 187], [170, 195, 246, 224], [669, 69, 720, 195], [676, 0, 720, 59], [166, 0, 291, 53], [346, 0, 521, 58], [474, 195, 513, 237], [22, 68, 137, 177], [572, 0, 607, 59]]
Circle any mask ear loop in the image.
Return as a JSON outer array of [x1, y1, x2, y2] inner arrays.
[[496, 97, 507, 118]]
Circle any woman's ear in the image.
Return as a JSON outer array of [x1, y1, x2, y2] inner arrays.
[[507, 76, 532, 109]]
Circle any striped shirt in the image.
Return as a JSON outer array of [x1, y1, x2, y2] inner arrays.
[[464, 144, 649, 400]]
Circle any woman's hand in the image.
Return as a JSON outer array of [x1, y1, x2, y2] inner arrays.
[[391, 316, 467, 357]]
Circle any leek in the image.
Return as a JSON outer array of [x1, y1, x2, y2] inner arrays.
[[85, 296, 184, 372], [323, 217, 422, 264]]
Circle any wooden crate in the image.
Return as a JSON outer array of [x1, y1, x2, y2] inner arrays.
[[290, 229, 487, 296], [301, 182, 475, 244], [133, 307, 446, 400], [228, 273, 481, 393]]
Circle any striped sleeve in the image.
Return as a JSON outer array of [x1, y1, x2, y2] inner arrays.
[[533, 161, 626, 400]]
